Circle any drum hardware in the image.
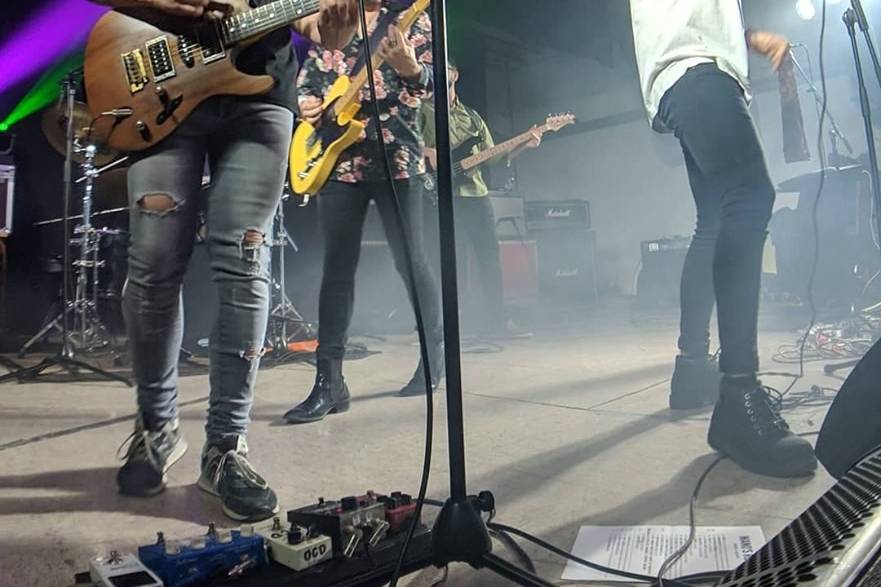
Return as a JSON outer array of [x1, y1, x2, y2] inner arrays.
[[0, 73, 131, 386], [265, 189, 316, 363]]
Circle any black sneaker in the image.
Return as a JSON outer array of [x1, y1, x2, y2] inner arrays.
[[708, 377, 817, 478], [197, 437, 279, 522], [670, 355, 721, 410], [117, 415, 187, 497]]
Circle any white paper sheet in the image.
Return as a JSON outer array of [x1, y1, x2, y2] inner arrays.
[[562, 526, 765, 582]]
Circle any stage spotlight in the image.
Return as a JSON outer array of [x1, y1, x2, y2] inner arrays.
[[796, 0, 817, 20]]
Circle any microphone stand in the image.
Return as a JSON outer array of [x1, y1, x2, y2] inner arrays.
[[844, 8, 881, 259], [827, 9, 881, 376], [424, 1, 550, 585], [852, 0, 881, 92]]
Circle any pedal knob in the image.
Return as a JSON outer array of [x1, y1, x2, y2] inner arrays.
[[341, 496, 359, 511], [164, 540, 180, 555], [287, 526, 305, 545], [241, 525, 255, 537], [217, 530, 233, 544]]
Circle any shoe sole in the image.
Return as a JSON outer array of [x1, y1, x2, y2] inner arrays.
[[119, 438, 188, 498], [196, 475, 281, 522], [283, 401, 350, 425], [708, 435, 818, 478]]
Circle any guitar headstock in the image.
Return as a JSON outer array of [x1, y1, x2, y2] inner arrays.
[[544, 113, 577, 132]]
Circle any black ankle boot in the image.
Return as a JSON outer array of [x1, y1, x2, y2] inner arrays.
[[284, 359, 350, 424], [670, 355, 721, 410], [399, 343, 445, 397], [708, 376, 817, 478]]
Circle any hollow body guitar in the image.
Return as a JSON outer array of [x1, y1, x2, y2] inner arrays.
[[84, 0, 320, 152], [288, 0, 430, 196]]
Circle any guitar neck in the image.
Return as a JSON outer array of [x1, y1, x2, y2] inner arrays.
[[221, 0, 321, 46], [455, 125, 548, 175], [333, 3, 428, 115]]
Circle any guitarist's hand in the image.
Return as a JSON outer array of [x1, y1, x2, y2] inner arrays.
[[747, 30, 790, 72], [526, 127, 542, 149], [316, 0, 381, 50], [423, 147, 437, 171], [142, 0, 210, 17], [380, 25, 422, 82], [205, 0, 250, 19], [300, 96, 324, 127]]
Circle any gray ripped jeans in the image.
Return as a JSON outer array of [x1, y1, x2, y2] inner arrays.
[[124, 97, 293, 443]]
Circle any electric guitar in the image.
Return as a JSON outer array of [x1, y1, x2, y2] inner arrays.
[[84, 0, 321, 152], [288, 0, 430, 196], [425, 113, 577, 190]]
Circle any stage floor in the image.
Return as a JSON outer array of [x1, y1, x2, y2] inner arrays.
[[0, 300, 841, 586]]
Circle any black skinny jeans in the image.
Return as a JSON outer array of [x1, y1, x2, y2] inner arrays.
[[316, 178, 443, 360], [657, 64, 775, 375], [423, 191, 506, 328]]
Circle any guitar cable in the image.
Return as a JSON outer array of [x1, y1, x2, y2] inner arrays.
[[353, 2, 435, 586]]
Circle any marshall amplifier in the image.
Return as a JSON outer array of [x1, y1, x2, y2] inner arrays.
[[525, 199, 590, 232], [536, 230, 599, 303]]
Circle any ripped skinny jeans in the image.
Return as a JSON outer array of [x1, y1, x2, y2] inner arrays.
[[123, 97, 293, 443]]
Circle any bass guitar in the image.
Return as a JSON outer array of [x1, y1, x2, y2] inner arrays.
[[425, 113, 576, 190], [84, 0, 321, 152], [288, 0, 430, 196]]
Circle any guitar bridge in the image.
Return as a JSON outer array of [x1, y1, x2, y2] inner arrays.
[[121, 49, 148, 94]]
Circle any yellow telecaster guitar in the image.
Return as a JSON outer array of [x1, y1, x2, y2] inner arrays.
[[288, 0, 430, 196]]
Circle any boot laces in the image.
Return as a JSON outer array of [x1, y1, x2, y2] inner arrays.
[[744, 385, 788, 436]]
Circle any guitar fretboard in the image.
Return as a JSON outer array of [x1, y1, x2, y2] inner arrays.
[[456, 125, 549, 175], [333, 0, 430, 115], [221, 0, 321, 45]]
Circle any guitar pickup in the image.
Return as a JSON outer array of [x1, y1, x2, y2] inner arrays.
[[121, 49, 148, 94], [146, 36, 176, 82]]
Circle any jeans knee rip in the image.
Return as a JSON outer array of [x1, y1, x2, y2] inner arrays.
[[240, 229, 265, 275], [240, 345, 266, 361], [136, 193, 180, 216]]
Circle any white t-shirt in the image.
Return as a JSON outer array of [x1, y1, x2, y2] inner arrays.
[[630, 0, 752, 130]]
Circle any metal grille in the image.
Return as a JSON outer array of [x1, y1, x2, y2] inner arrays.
[[714, 451, 881, 587]]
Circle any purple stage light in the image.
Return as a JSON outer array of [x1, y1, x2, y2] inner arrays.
[[0, 0, 108, 95]]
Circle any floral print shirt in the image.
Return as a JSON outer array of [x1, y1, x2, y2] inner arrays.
[[296, 5, 434, 184]]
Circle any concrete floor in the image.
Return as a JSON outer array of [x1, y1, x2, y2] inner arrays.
[[0, 301, 843, 587]]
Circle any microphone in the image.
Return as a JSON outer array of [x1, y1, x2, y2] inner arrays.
[[101, 108, 133, 119], [852, 0, 870, 32]]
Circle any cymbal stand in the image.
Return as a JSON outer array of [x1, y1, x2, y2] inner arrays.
[[266, 192, 315, 363], [17, 146, 113, 356], [0, 75, 130, 386]]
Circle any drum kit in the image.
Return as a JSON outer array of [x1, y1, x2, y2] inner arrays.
[[1, 71, 313, 385]]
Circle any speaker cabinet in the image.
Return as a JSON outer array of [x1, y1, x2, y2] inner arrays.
[[535, 230, 598, 303]]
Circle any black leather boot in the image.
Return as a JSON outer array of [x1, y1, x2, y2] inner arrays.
[[399, 343, 445, 397], [708, 376, 817, 478], [284, 359, 350, 424]]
